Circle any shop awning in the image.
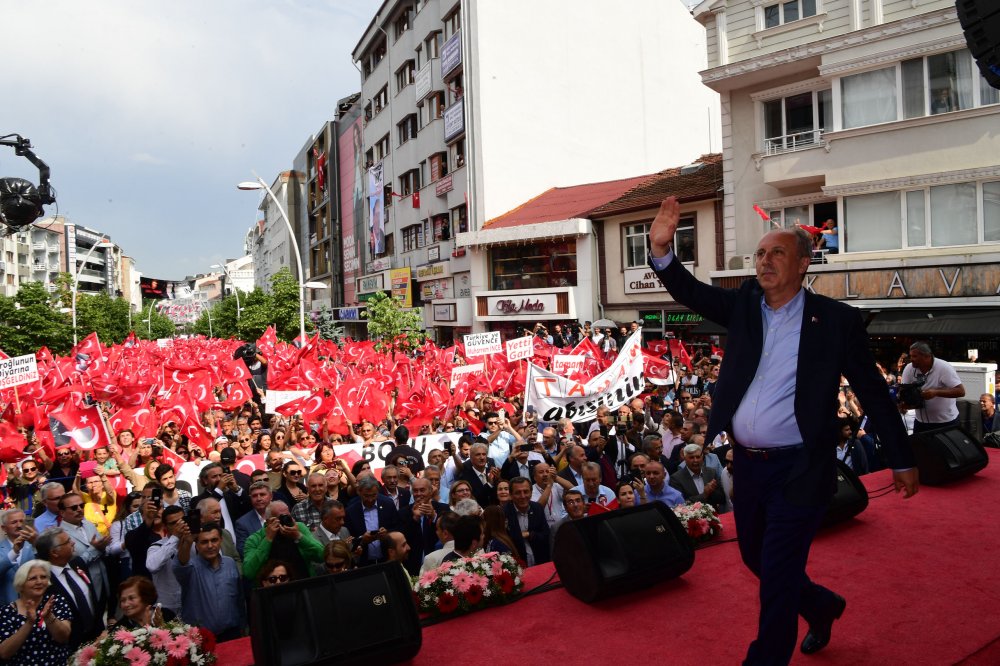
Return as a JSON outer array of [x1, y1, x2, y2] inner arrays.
[[865, 309, 1000, 336]]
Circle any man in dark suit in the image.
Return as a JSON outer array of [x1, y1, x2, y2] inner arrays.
[[648, 196, 918, 665], [399, 478, 449, 575], [500, 444, 536, 481], [345, 476, 401, 565], [36, 527, 103, 650], [192, 462, 250, 530], [669, 444, 727, 511], [234, 481, 271, 555], [503, 477, 550, 566], [458, 443, 499, 507]]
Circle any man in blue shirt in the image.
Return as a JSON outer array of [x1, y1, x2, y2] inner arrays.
[[174, 521, 244, 642], [641, 461, 684, 507], [648, 196, 917, 664], [32, 482, 65, 534]]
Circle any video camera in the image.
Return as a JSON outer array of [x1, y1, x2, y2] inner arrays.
[[234, 343, 259, 365], [897, 379, 926, 409]]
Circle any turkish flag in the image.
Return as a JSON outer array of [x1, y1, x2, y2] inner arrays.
[[668, 339, 693, 371], [48, 401, 112, 451], [642, 350, 675, 386], [647, 339, 668, 356], [412, 191, 420, 208], [158, 445, 188, 475]]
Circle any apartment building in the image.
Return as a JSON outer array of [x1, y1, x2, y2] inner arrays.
[[353, 0, 720, 342], [694, 0, 1000, 361]]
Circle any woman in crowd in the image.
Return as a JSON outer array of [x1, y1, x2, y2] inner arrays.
[[254, 432, 273, 454], [257, 560, 295, 588], [310, 443, 340, 475], [272, 427, 288, 451], [481, 506, 515, 555], [115, 430, 136, 464], [112, 576, 175, 629], [350, 460, 371, 477], [131, 439, 156, 470], [322, 541, 354, 575], [324, 462, 355, 502], [616, 481, 640, 509], [0, 561, 71, 665], [495, 480, 511, 510], [109, 492, 143, 582], [448, 480, 473, 509]]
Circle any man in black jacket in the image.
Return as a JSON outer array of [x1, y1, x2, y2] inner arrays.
[[503, 477, 549, 566]]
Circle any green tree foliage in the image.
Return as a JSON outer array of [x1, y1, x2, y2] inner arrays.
[[363, 291, 426, 352], [0, 282, 73, 356], [313, 305, 345, 342], [75, 291, 133, 344], [136, 300, 175, 340], [270, 267, 308, 342]]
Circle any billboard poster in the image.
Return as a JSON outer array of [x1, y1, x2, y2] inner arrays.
[[368, 162, 385, 256], [337, 108, 364, 305]]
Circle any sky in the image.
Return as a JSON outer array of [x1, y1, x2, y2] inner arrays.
[[2, 0, 382, 280]]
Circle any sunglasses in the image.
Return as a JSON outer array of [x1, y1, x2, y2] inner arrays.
[[22, 467, 37, 473], [325, 561, 346, 571], [487, 421, 499, 426], [330, 438, 343, 443], [288, 470, 304, 477], [63, 504, 84, 511], [265, 574, 290, 584]]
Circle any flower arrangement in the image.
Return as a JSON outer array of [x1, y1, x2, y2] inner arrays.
[[673, 501, 722, 542], [72, 622, 217, 666], [413, 551, 524, 616]]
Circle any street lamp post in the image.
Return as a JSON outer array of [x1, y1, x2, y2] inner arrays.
[[238, 176, 325, 342], [144, 300, 155, 338], [211, 263, 241, 321], [204, 303, 213, 338], [72, 238, 112, 346]]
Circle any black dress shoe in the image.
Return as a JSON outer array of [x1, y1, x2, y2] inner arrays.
[[800, 594, 847, 655]]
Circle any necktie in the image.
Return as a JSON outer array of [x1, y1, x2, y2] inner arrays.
[[63, 569, 93, 626]]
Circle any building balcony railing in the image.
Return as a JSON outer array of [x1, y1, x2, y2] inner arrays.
[[32, 263, 47, 272], [33, 242, 45, 250], [763, 129, 826, 155]]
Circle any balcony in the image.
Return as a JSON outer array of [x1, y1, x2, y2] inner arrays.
[[46, 284, 58, 293], [33, 242, 45, 250], [48, 245, 59, 254], [0, 261, 5, 272], [763, 129, 825, 156], [32, 263, 47, 272]]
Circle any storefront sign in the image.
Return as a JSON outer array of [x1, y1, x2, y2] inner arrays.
[[357, 273, 384, 294], [416, 262, 448, 280], [802, 264, 1000, 301], [463, 331, 502, 358], [433, 304, 456, 322], [390, 268, 412, 308], [624, 267, 663, 294], [421, 277, 454, 300], [457, 273, 471, 298], [441, 32, 461, 77], [367, 257, 392, 273], [435, 174, 454, 196], [487, 293, 558, 316], [428, 246, 440, 262], [338, 307, 360, 321], [415, 63, 431, 100], [444, 99, 464, 142], [664, 313, 703, 324]]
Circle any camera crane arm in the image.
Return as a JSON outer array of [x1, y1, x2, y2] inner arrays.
[[0, 134, 55, 206]]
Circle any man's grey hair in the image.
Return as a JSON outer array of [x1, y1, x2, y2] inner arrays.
[[469, 442, 488, 455], [320, 499, 345, 519], [581, 461, 602, 476], [453, 498, 483, 516], [424, 464, 440, 474], [356, 475, 380, 492], [792, 226, 813, 262], [264, 501, 290, 520], [909, 341, 933, 356], [34, 527, 65, 561], [307, 472, 327, 485], [683, 443, 703, 456], [642, 433, 662, 448], [40, 482, 63, 501], [249, 481, 272, 494], [0, 508, 24, 527]]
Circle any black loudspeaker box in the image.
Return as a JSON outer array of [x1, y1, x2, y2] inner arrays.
[[552, 502, 694, 604], [250, 562, 421, 666], [909, 425, 989, 485], [956, 0, 1000, 90], [821, 459, 869, 528]]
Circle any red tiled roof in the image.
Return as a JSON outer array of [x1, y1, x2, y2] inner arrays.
[[484, 174, 656, 229], [588, 153, 722, 217]]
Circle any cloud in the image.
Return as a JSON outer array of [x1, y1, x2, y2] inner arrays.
[[131, 153, 167, 165]]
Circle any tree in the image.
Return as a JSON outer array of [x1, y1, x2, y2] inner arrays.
[[0, 282, 73, 355], [313, 305, 345, 342], [75, 291, 133, 344], [363, 291, 426, 352], [136, 300, 175, 340], [270, 267, 309, 342]]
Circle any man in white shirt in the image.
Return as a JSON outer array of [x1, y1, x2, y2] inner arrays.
[[530, 463, 571, 526], [899, 341, 965, 433], [420, 512, 458, 575], [145, 505, 186, 613]]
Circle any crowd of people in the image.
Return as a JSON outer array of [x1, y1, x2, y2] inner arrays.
[[0, 324, 989, 662]]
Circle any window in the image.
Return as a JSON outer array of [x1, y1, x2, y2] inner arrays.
[[764, 0, 816, 28], [432, 214, 450, 242], [422, 219, 430, 246], [398, 169, 421, 196], [448, 74, 464, 105], [452, 139, 465, 169], [491, 240, 576, 290], [451, 204, 468, 234], [403, 225, 420, 252], [418, 92, 445, 126], [844, 179, 1000, 252], [624, 217, 695, 267], [397, 114, 418, 145], [424, 31, 442, 60], [374, 134, 390, 161], [394, 8, 412, 40], [763, 89, 831, 153], [373, 85, 389, 115], [446, 9, 461, 38], [841, 49, 997, 130], [430, 152, 448, 180], [395, 60, 415, 93]]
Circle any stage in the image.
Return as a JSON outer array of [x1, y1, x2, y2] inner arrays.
[[216, 450, 1000, 665]]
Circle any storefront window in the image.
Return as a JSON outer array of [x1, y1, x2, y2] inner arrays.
[[490, 240, 576, 290]]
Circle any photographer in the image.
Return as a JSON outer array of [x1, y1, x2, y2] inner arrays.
[[242, 501, 323, 583], [899, 342, 965, 433]]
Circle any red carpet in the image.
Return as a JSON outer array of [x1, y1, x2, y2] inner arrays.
[[217, 450, 1000, 665]]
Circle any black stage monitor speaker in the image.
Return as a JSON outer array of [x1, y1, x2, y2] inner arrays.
[[821, 459, 869, 528], [250, 562, 421, 666], [552, 502, 694, 604], [956, 0, 1000, 90], [909, 425, 989, 485]]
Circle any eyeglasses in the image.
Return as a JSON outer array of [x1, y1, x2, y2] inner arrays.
[[22, 467, 37, 473], [265, 574, 290, 584], [487, 421, 499, 426], [330, 438, 342, 443], [288, 470, 304, 477]]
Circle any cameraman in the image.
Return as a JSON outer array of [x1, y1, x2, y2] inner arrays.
[[899, 341, 965, 433]]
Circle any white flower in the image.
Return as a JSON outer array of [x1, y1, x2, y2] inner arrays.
[[108, 644, 120, 656]]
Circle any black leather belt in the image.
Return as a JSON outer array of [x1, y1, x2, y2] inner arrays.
[[735, 443, 804, 460]]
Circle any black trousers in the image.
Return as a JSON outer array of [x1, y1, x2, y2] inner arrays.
[[734, 448, 837, 666]]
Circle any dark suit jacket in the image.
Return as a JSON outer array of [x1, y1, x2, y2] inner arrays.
[[503, 501, 551, 565], [48, 561, 104, 649], [652, 256, 913, 505], [669, 466, 727, 509], [556, 465, 582, 488], [192, 486, 250, 523], [380, 488, 412, 512], [458, 461, 498, 507], [234, 509, 265, 555], [399, 500, 450, 575], [501, 458, 537, 482], [344, 495, 401, 565]]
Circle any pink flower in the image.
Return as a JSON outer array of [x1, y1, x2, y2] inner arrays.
[[148, 628, 172, 650], [78, 645, 98, 664], [471, 574, 489, 589], [491, 561, 504, 576], [115, 628, 136, 644], [168, 635, 192, 659], [185, 626, 203, 645], [451, 571, 475, 593], [418, 570, 440, 586], [125, 647, 151, 666]]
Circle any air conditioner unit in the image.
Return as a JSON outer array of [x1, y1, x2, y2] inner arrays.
[[742, 254, 754, 270], [727, 255, 754, 271]]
